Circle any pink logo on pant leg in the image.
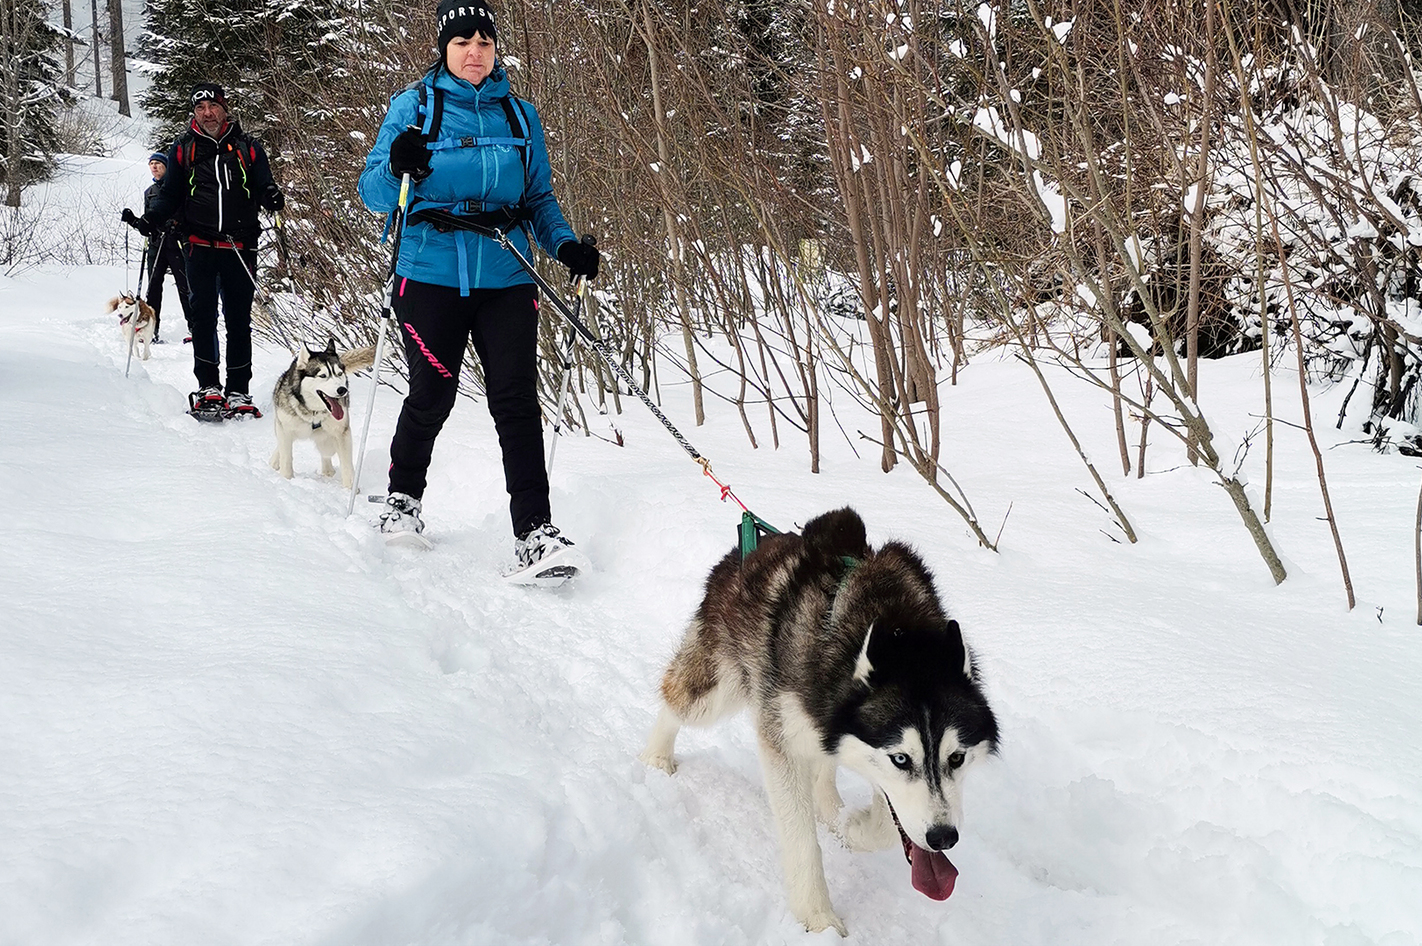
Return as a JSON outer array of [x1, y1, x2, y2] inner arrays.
[[404, 322, 454, 378]]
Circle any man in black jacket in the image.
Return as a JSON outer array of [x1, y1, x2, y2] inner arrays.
[[136, 152, 192, 343], [123, 83, 285, 420]]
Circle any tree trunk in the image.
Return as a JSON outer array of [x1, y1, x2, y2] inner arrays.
[[62, 0, 74, 87], [2, 0, 23, 206], [89, 0, 100, 97], [1184, 0, 1217, 466], [640, 0, 703, 426], [107, 0, 128, 116]]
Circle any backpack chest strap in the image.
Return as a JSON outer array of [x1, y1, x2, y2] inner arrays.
[[427, 134, 528, 152]]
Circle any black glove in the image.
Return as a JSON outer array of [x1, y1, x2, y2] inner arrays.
[[389, 129, 432, 182], [557, 238, 601, 280], [264, 184, 285, 212], [121, 208, 155, 237]]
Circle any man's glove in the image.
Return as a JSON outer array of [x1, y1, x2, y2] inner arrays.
[[121, 208, 154, 237], [557, 237, 601, 280], [389, 128, 432, 182], [264, 184, 285, 212]]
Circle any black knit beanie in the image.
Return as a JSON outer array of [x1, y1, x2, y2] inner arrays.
[[437, 0, 498, 57], [190, 83, 228, 110]]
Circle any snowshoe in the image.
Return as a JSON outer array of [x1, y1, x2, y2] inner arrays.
[[380, 492, 432, 549], [187, 386, 227, 423], [223, 392, 263, 420], [504, 523, 589, 587]]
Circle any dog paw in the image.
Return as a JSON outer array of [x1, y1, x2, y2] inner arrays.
[[801, 908, 848, 937], [637, 748, 678, 775]]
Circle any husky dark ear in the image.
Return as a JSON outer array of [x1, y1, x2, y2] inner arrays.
[[802, 507, 869, 559], [948, 619, 972, 676], [853, 621, 876, 685], [325, 336, 338, 355]]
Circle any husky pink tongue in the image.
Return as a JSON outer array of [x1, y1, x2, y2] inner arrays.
[[910, 844, 958, 900], [320, 393, 345, 421]]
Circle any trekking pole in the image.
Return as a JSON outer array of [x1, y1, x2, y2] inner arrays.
[[123, 304, 138, 377], [460, 221, 707, 466], [546, 235, 595, 477], [411, 215, 772, 540], [136, 232, 148, 297], [226, 236, 298, 351], [346, 171, 414, 516], [122, 235, 148, 379]]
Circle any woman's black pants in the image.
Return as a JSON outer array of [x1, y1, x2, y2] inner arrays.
[[388, 278, 550, 539]]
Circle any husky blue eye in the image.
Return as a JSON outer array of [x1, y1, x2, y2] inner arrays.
[[889, 752, 912, 770]]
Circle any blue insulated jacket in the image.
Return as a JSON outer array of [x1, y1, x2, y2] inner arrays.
[[359, 64, 576, 294]]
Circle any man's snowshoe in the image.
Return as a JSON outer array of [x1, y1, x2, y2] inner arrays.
[[224, 392, 263, 420], [188, 386, 227, 423], [504, 523, 589, 587], [380, 492, 433, 549]]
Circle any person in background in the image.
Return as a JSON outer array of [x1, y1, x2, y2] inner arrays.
[[134, 152, 192, 343], [123, 83, 285, 420]]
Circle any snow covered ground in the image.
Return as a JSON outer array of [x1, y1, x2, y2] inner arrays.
[[3, 139, 1420, 945]]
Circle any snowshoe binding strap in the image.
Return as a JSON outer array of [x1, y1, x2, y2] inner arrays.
[[188, 389, 228, 422]]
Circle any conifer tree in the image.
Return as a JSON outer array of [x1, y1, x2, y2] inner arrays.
[[138, 0, 342, 151], [1, 0, 65, 206]]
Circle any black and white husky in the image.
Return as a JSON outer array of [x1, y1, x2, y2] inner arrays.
[[269, 339, 376, 489], [640, 508, 999, 936]]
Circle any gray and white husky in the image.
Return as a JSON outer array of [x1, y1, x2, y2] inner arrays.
[[640, 507, 999, 936], [269, 338, 376, 489]]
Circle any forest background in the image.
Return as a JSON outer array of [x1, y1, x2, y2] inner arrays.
[[5, 0, 1422, 601]]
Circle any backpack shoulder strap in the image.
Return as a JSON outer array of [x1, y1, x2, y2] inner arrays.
[[173, 131, 194, 167], [499, 96, 530, 198], [416, 78, 444, 140]]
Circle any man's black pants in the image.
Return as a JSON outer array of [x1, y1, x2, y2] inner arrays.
[[389, 278, 550, 538], [184, 243, 256, 394]]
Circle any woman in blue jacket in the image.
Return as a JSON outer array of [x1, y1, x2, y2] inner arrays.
[[359, 0, 600, 579]]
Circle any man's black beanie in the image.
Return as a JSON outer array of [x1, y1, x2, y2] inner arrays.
[[190, 83, 228, 110], [437, 0, 498, 58]]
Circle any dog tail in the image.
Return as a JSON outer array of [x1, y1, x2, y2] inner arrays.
[[801, 507, 869, 561], [341, 345, 378, 373]]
